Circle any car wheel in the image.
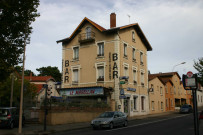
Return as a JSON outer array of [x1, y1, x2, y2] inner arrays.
[[123, 120, 128, 127], [9, 122, 14, 129], [92, 126, 97, 130], [109, 122, 114, 129]]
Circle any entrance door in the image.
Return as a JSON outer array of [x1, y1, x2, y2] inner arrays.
[[124, 98, 129, 114]]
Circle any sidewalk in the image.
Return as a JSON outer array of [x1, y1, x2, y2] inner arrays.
[[0, 110, 202, 135]]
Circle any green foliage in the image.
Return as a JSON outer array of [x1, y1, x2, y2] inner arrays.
[[0, 76, 37, 107], [194, 57, 203, 85], [14, 66, 36, 76], [36, 66, 61, 82], [0, 0, 40, 82]]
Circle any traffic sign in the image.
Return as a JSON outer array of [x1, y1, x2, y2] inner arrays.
[[187, 71, 193, 78], [120, 81, 125, 84]]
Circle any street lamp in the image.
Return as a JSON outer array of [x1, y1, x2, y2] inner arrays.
[[172, 62, 186, 72]]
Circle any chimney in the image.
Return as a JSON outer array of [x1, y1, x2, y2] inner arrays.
[[29, 72, 32, 81], [110, 13, 116, 28]]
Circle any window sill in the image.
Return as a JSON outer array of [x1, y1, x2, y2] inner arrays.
[[123, 55, 128, 59], [72, 58, 79, 62], [132, 59, 136, 63]]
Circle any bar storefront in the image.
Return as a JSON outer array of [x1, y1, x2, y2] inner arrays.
[[59, 86, 112, 107]]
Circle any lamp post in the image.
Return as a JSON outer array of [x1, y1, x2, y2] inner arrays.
[[172, 62, 186, 72]]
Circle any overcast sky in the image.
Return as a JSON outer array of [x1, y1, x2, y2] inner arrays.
[[25, 0, 203, 77]]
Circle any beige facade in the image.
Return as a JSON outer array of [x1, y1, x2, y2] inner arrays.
[[148, 72, 192, 111], [57, 14, 152, 117], [149, 77, 165, 114]]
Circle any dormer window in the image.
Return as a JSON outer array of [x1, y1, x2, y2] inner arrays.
[[86, 27, 91, 39]]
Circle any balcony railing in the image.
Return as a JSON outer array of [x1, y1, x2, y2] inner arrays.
[[78, 32, 95, 43]]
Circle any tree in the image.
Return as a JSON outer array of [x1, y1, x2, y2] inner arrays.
[[194, 57, 203, 85], [36, 66, 61, 82], [0, 0, 40, 82], [14, 66, 36, 76], [0, 75, 37, 107]]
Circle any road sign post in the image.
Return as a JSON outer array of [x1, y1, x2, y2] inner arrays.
[[182, 71, 199, 135]]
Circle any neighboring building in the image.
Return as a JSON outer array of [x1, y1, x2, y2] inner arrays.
[[197, 83, 203, 107], [24, 74, 60, 107], [57, 13, 152, 116], [148, 75, 165, 114], [148, 72, 192, 111]]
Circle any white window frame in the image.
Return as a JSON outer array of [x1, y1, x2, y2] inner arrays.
[[160, 87, 163, 95], [152, 101, 155, 110], [141, 96, 145, 111], [132, 47, 136, 61], [72, 46, 79, 60], [140, 51, 144, 65], [123, 63, 129, 77], [71, 65, 80, 84], [133, 96, 138, 111], [140, 69, 145, 86], [95, 62, 105, 82], [132, 66, 137, 84], [97, 41, 104, 56], [161, 102, 163, 110], [132, 30, 135, 42], [86, 26, 91, 39], [124, 43, 128, 57]]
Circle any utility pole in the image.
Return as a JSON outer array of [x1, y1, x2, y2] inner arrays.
[[10, 72, 14, 107], [18, 28, 27, 134]]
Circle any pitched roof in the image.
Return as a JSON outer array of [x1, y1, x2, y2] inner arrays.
[[24, 76, 55, 82], [57, 17, 152, 51], [148, 75, 165, 85], [149, 72, 181, 79]]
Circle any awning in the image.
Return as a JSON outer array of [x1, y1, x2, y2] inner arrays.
[[60, 87, 104, 97]]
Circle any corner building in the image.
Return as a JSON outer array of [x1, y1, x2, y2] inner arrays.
[[57, 13, 152, 117]]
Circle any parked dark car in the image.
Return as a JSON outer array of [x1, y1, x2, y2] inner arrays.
[[179, 104, 193, 113], [91, 111, 128, 129], [199, 110, 203, 120], [0, 107, 25, 129]]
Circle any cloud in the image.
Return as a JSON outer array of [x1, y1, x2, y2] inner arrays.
[[25, 0, 203, 77]]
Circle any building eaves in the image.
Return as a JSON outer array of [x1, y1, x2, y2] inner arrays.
[[56, 17, 152, 51]]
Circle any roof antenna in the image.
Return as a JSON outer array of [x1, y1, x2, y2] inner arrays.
[[127, 14, 130, 24]]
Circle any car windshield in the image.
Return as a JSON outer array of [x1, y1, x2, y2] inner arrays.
[[181, 105, 189, 108], [98, 112, 114, 118], [0, 109, 8, 116]]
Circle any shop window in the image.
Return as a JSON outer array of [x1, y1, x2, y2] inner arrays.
[[133, 96, 137, 110], [97, 42, 104, 56], [73, 46, 79, 60], [141, 96, 145, 111]]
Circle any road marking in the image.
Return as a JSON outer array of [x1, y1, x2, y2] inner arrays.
[[106, 114, 190, 132]]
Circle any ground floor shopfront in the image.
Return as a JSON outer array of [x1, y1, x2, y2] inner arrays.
[[59, 86, 149, 117]]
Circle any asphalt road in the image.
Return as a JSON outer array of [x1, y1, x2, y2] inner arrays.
[[51, 113, 203, 135]]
